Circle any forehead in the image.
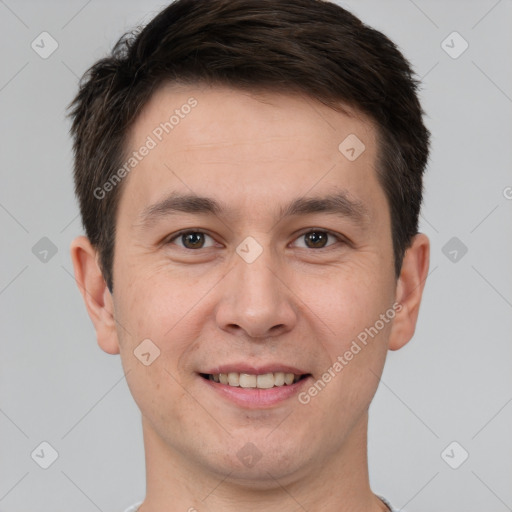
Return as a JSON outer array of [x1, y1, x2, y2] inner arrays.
[[120, 83, 383, 223], [129, 82, 376, 153]]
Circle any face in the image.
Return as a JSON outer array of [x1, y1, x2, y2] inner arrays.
[[73, 83, 428, 487]]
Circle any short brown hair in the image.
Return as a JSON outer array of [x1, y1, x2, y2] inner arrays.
[[67, 0, 430, 293]]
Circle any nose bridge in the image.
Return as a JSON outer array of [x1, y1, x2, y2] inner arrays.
[[236, 244, 279, 303], [215, 237, 297, 337]]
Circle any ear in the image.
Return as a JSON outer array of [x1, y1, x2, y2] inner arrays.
[[70, 236, 120, 355], [388, 233, 430, 351]]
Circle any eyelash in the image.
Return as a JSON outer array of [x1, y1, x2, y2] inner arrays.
[[165, 229, 347, 250]]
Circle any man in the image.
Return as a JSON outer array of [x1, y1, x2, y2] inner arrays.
[[68, 1, 430, 510]]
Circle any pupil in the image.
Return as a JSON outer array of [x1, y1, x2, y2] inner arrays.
[[183, 232, 204, 248], [306, 231, 327, 248]]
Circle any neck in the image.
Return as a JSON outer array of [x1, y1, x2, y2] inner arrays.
[[138, 412, 389, 512]]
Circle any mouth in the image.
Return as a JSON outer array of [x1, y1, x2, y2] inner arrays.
[[198, 367, 312, 408], [199, 371, 310, 389]]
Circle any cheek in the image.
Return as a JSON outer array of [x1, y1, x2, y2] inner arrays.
[[113, 266, 213, 374], [123, 362, 197, 437], [301, 262, 392, 345], [113, 271, 203, 416], [116, 260, 196, 334], [312, 267, 394, 402]]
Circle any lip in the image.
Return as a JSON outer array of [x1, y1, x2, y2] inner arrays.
[[198, 370, 312, 409]]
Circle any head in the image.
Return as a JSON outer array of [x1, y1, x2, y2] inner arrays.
[[69, 0, 430, 491]]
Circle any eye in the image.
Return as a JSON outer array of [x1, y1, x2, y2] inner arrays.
[[165, 229, 345, 251], [167, 230, 216, 249], [291, 230, 342, 249]]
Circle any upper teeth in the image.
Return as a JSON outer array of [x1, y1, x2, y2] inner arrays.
[[208, 372, 301, 388]]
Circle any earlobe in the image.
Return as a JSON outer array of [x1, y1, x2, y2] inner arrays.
[[388, 233, 430, 351], [70, 236, 120, 355]]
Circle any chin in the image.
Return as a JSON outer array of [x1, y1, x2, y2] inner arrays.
[[201, 436, 310, 486]]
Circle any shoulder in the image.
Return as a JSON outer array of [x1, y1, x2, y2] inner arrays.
[[378, 495, 403, 512], [122, 502, 143, 512]]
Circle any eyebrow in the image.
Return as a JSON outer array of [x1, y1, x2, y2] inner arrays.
[[136, 190, 370, 230]]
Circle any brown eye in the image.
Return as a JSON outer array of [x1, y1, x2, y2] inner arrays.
[[168, 231, 215, 249], [292, 230, 340, 249], [304, 231, 329, 248], [182, 232, 204, 249]]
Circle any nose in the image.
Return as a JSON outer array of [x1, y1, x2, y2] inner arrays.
[[214, 244, 298, 340]]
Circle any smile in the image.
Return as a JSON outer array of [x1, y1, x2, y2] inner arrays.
[[201, 372, 308, 389]]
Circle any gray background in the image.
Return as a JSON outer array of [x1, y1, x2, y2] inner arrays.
[[1, 0, 511, 511]]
